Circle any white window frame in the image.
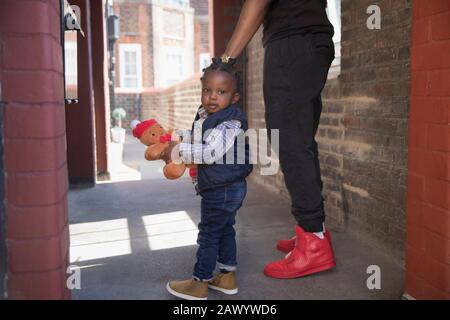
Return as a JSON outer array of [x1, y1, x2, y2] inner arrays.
[[326, 0, 341, 79], [119, 43, 143, 91]]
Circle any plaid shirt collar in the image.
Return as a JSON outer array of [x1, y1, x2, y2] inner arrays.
[[198, 105, 235, 120], [198, 106, 209, 120]]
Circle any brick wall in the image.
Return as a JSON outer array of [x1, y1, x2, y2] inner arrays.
[[199, 17, 209, 50], [117, 2, 140, 34], [114, 2, 154, 88], [405, 0, 450, 300], [194, 17, 210, 72], [0, 0, 70, 299], [117, 74, 202, 133], [246, 0, 412, 263], [141, 75, 202, 130], [190, 0, 209, 15], [191, 0, 210, 72], [115, 93, 142, 130], [246, 28, 283, 192]]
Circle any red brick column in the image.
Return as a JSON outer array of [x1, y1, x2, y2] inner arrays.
[[208, 0, 242, 57], [91, 0, 110, 177], [65, 0, 96, 185], [406, 0, 450, 300], [0, 0, 71, 299]]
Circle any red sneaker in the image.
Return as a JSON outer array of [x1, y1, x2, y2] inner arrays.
[[276, 229, 332, 253], [264, 226, 336, 279]]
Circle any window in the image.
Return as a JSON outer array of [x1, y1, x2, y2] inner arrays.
[[165, 51, 184, 86], [326, 0, 341, 78], [199, 53, 211, 72], [119, 44, 143, 90], [163, 10, 185, 40]]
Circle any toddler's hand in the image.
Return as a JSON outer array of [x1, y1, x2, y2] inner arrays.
[[160, 141, 180, 163]]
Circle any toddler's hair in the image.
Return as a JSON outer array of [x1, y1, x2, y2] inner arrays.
[[201, 57, 241, 91]]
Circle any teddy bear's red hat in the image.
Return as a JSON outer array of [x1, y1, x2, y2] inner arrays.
[[132, 119, 157, 138]]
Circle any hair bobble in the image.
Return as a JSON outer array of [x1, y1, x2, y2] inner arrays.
[[201, 57, 241, 91]]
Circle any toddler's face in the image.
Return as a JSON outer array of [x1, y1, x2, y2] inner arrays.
[[201, 70, 240, 114]]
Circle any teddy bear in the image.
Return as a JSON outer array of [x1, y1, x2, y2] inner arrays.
[[131, 119, 198, 181], [131, 119, 188, 180]]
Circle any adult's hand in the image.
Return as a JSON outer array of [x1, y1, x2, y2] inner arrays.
[[223, 0, 271, 59]]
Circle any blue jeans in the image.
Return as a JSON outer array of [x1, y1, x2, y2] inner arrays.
[[193, 180, 247, 281]]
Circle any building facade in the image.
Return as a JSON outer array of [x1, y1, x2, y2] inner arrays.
[[112, 0, 210, 129]]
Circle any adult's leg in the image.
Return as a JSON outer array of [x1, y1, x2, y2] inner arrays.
[[263, 33, 334, 232]]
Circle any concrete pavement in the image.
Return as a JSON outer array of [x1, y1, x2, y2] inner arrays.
[[68, 135, 405, 300]]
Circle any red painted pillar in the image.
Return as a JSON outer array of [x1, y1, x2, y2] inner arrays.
[[208, 0, 242, 57], [406, 0, 450, 300], [90, 0, 110, 178], [208, 0, 246, 108], [0, 0, 70, 299], [65, 0, 97, 185]]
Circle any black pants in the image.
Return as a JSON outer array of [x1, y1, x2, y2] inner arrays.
[[263, 32, 335, 233]]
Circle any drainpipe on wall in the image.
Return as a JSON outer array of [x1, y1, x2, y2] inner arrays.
[[107, 3, 120, 118]]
